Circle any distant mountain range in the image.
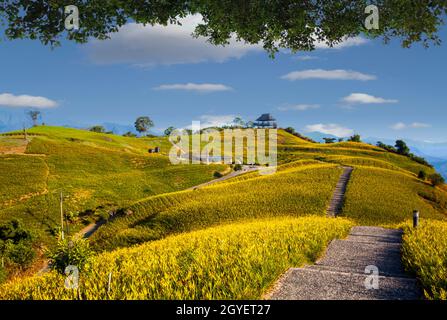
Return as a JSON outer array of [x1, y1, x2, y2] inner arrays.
[[306, 132, 447, 179]]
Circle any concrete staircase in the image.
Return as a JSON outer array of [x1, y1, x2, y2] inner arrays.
[[266, 226, 422, 300], [327, 166, 353, 217]]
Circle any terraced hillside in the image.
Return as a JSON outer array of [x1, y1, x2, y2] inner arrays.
[[0, 126, 227, 245], [1, 126, 447, 299]]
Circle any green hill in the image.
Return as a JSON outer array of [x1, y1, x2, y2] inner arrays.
[[1, 126, 446, 298], [0, 126, 226, 244]]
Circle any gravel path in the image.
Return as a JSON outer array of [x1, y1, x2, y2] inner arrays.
[[266, 226, 421, 300]]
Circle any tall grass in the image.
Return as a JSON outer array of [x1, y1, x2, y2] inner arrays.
[[91, 164, 342, 251], [0, 217, 353, 300], [342, 166, 447, 226], [402, 220, 447, 300]]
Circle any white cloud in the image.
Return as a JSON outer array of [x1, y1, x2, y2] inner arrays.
[[278, 104, 320, 111], [0, 93, 58, 109], [86, 15, 262, 66], [391, 122, 432, 130], [314, 36, 368, 49], [86, 15, 368, 66], [281, 69, 376, 81], [195, 115, 235, 128], [154, 83, 232, 93], [293, 55, 318, 61], [305, 123, 354, 137], [342, 93, 398, 105]]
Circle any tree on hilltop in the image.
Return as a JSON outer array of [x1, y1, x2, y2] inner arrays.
[[134, 117, 154, 136], [27, 110, 41, 127]]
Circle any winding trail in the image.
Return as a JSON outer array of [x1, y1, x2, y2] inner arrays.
[[266, 167, 422, 300]]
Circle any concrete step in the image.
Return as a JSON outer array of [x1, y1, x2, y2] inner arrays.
[[346, 234, 401, 244], [316, 239, 407, 278], [267, 268, 421, 300], [306, 264, 412, 279], [350, 226, 402, 238]]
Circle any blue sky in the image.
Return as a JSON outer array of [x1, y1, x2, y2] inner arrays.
[[1, 15, 446, 142]]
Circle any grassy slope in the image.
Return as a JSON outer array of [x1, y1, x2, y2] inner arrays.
[[2, 127, 447, 299], [91, 162, 342, 250], [0, 217, 353, 300], [87, 130, 447, 251], [0, 127, 226, 244]]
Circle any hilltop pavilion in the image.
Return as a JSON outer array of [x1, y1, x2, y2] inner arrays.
[[254, 113, 277, 128]]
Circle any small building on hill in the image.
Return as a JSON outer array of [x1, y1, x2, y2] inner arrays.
[[254, 113, 277, 128]]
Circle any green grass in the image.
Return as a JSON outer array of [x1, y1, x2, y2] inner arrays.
[[0, 155, 48, 206], [0, 216, 353, 300], [0, 127, 227, 245], [402, 220, 447, 300], [90, 163, 342, 251], [342, 166, 447, 226]]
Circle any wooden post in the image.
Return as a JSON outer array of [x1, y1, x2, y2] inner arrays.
[[23, 125, 28, 141], [413, 210, 419, 228], [60, 192, 65, 240]]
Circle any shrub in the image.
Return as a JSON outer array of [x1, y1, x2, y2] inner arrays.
[[213, 171, 223, 178], [395, 140, 410, 156], [89, 126, 105, 133], [4, 241, 35, 269], [418, 170, 427, 180], [0, 219, 33, 244], [47, 237, 93, 274], [348, 134, 361, 142], [233, 164, 243, 171], [0, 219, 35, 269], [429, 173, 445, 187], [122, 131, 137, 138]]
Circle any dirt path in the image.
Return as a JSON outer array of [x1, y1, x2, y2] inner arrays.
[[266, 226, 421, 300]]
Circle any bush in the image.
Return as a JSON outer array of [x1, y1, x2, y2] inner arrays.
[[47, 237, 93, 274], [4, 241, 35, 269], [122, 131, 137, 137], [429, 173, 445, 187], [233, 164, 243, 171], [213, 171, 223, 178], [348, 134, 361, 143], [418, 170, 427, 180], [0, 219, 33, 244], [0, 219, 35, 269], [89, 126, 105, 133]]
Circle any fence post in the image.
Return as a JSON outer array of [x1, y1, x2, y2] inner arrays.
[[413, 210, 419, 228]]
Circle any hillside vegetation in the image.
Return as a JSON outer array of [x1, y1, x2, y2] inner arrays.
[[402, 220, 447, 300], [0, 127, 226, 245], [91, 162, 342, 250], [1, 126, 447, 299], [0, 217, 353, 300]]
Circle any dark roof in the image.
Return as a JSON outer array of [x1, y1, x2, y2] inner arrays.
[[256, 113, 276, 121]]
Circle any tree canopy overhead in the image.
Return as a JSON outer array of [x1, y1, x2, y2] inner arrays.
[[0, 1, 446, 54]]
